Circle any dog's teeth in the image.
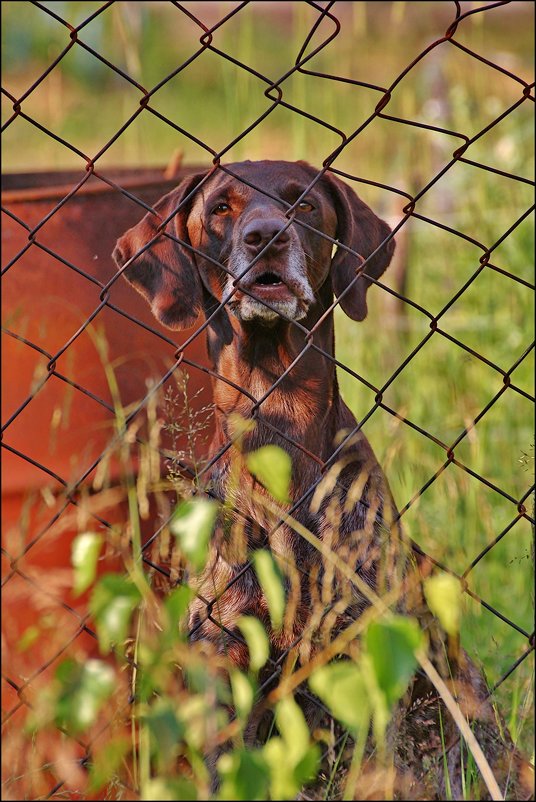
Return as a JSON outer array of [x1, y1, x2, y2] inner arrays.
[[256, 272, 282, 285]]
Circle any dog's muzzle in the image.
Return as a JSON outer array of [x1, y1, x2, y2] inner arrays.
[[228, 257, 314, 323], [227, 218, 315, 323]]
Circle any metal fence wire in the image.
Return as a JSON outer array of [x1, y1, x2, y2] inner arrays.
[[1, 1, 535, 799]]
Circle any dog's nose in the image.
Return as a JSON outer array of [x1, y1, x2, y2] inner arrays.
[[242, 218, 290, 254]]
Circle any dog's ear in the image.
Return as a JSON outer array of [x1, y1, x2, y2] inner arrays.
[[112, 171, 208, 329], [324, 172, 395, 321]]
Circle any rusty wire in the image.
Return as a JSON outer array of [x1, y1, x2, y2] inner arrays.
[[1, 0, 535, 798]]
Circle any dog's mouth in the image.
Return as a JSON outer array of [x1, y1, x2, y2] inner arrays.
[[254, 271, 285, 287], [228, 257, 314, 323], [244, 270, 293, 303]]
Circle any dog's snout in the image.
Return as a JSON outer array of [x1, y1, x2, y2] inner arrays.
[[242, 217, 290, 253]]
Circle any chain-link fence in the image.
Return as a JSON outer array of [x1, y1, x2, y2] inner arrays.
[[2, 1, 534, 799]]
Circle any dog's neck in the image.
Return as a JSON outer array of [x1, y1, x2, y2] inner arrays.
[[207, 284, 343, 464]]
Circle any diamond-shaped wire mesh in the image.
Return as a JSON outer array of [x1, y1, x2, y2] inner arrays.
[[2, 1, 534, 799]]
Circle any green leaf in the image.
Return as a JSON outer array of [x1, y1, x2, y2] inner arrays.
[[294, 745, 320, 789], [246, 445, 292, 504], [263, 738, 300, 800], [163, 585, 194, 643], [143, 699, 184, 765], [88, 736, 130, 792], [309, 662, 370, 734], [183, 665, 207, 696], [165, 585, 194, 623], [54, 658, 115, 733], [262, 698, 319, 798], [253, 550, 285, 630], [424, 573, 462, 637], [170, 498, 219, 571], [275, 696, 310, 763], [230, 670, 256, 720], [89, 573, 141, 654], [141, 778, 198, 801], [262, 738, 287, 796], [16, 625, 40, 652], [177, 696, 228, 751], [365, 616, 423, 709], [71, 532, 103, 596], [218, 748, 269, 801], [360, 652, 391, 748], [227, 412, 257, 440], [237, 616, 270, 673]]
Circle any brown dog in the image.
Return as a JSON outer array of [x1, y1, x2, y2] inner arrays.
[[113, 161, 531, 799], [113, 160, 403, 656]]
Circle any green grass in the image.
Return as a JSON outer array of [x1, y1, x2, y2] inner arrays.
[[335, 163, 534, 752], [2, 2, 534, 172]]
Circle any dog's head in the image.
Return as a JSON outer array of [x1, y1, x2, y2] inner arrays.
[[113, 160, 395, 328]]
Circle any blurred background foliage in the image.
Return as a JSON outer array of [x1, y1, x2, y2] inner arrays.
[[2, 2, 534, 176], [2, 0, 534, 757]]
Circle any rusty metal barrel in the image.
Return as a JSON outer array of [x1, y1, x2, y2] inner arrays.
[[2, 166, 212, 574]]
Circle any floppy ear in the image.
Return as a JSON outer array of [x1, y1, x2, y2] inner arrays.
[[112, 171, 208, 329], [324, 172, 395, 321]]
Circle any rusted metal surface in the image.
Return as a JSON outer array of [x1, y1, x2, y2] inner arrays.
[[2, 166, 211, 497], [2, 167, 213, 696]]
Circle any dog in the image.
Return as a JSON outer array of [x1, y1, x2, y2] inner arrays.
[[113, 160, 532, 799]]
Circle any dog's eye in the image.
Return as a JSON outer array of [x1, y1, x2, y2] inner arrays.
[[297, 201, 314, 212], [212, 203, 231, 216]]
